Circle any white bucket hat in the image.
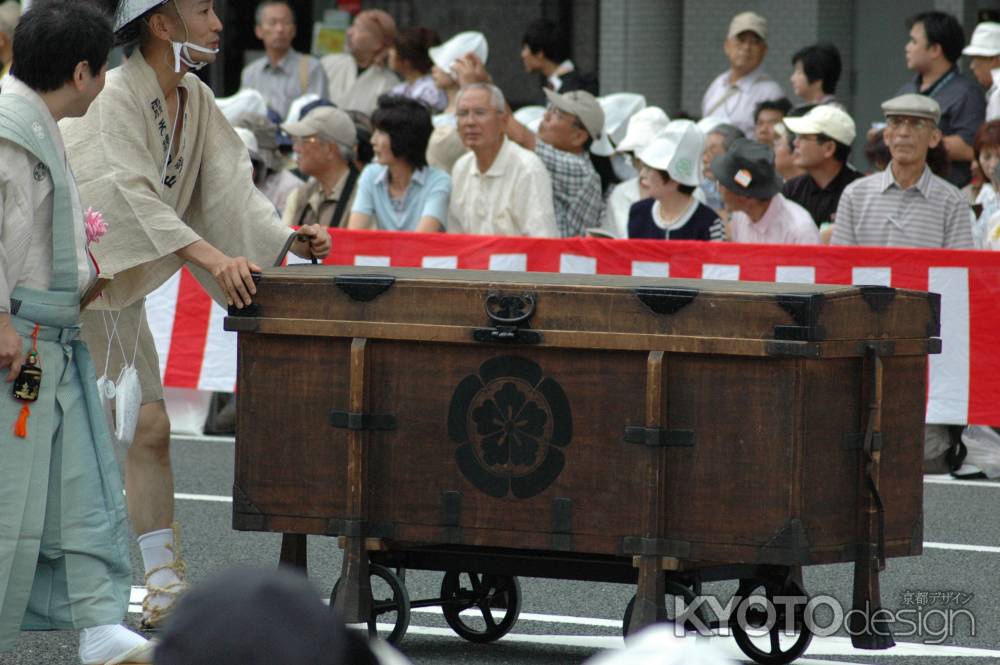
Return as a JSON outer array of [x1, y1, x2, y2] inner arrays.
[[591, 93, 647, 157], [963, 22, 1000, 57], [514, 105, 545, 134], [636, 119, 705, 187], [216, 89, 269, 123], [114, 0, 168, 32], [616, 107, 670, 154], [429, 31, 489, 78]]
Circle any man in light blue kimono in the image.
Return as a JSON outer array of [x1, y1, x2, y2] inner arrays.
[[0, 2, 152, 663]]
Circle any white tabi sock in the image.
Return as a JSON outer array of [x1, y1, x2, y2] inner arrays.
[[78, 624, 147, 664], [138, 527, 183, 613]]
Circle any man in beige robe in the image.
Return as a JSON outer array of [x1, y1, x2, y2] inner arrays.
[[321, 9, 399, 115], [61, 0, 330, 630]]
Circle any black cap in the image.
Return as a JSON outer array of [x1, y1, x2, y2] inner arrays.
[[710, 137, 781, 200]]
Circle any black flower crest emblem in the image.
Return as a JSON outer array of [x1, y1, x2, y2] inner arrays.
[[449, 356, 572, 499]]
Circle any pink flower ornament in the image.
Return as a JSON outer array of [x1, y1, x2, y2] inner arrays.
[[85, 207, 108, 245]]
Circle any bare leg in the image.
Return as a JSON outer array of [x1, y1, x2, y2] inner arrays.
[[125, 401, 173, 534]]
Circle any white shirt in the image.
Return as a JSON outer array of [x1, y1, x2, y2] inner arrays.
[[603, 177, 642, 238], [988, 68, 1000, 122], [701, 65, 786, 138], [0, 76, 92, 311], [729, 194, 820, 244], [448, 137, 558, 238]]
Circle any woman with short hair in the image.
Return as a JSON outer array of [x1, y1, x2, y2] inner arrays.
[[348, 95, 451, 232]]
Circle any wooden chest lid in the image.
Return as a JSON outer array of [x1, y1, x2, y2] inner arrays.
[[226, 266, 941, 358]]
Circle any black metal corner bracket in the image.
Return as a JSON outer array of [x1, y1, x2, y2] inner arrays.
[[634, 287, 699, 315], [335, 274, 396, 302], [774, 293, 825, 341], [927, 292, 942, 337], [859, 285, 896, 313]]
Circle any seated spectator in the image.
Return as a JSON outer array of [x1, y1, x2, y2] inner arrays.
[[240, 1, 328, 120], [321, 10, 399, 114], [281, 107, 359, 227], [591, 93, 647, 197], [520, 18, 598, 96], [699, 120, 743, 214], [772, 121, 805, 181], [964, 22, 1000, 121], [426, 31, 488, 173], [603, 106, 670, 237], [789, 42, 842, 107], [712, 137, 819, 244], [781, 104, 862, 234], [897, 11, 985, 188], [833, 94, 973, 474], [754, 97, 792, 145], [629, 120, 723, 241], [702, 11, 785, 138], [346, 109, 375, 170], [232, 112, 304, 216], [153, 567, 393, 665], [0, 0, 20, 81], [971, 120, 1000, 246], [348, 95, 450, 232], [389, 27, 447, 113], [448, 83, 557, 237], [504, 88, 606, 236]]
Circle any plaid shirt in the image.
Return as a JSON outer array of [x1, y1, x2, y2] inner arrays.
[[534, 140, 604, 237]]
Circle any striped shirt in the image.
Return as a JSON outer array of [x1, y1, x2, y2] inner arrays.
[[240, 50, 329, 119], [831, 164, 973, 249]]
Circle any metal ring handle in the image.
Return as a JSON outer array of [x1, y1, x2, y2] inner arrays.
[[484, 292, 537, 325]]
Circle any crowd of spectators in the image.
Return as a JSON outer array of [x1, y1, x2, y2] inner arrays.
[[207, 4, 1000, 257]]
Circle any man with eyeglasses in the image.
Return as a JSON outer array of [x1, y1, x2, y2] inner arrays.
[[832, 93, 972, 475], [447, 83, 557, 238], [701, 11, 785, 139], [240, 1, 328, 120], [781, 105, 862, 238], [504, 88, 606, 237]]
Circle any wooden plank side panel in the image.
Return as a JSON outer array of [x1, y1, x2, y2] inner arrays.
[[663, 355, 796, 553], [234, 334, 352, 524]]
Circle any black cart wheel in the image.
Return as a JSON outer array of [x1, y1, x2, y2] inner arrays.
[[729, 577, 812, 665], [440, 572, 521, 642], [332, 564, 411, 645], [622, 580, 704, 638]]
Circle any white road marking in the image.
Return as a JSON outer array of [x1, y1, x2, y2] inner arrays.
[[174, 492, 232, 503], [924, 477, 1000, 489], [925, 541, 1000, 554]]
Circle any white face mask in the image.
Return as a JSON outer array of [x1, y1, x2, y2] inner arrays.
[[168, 0, 220, 73]]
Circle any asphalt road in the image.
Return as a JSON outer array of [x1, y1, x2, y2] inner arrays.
[[2, 435, 998, 665]]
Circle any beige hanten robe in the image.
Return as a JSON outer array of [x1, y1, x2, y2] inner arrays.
[[61, 54, 293, 310], [320, 53, 398, 116]]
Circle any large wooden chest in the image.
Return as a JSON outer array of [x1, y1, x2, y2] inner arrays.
[[227, 265, 936, 570]]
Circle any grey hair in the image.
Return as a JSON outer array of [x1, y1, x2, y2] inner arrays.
[[456, 83, 506, 113], [0, 1, 19, 37], [708, 123, 743, 150], [255, 0, 295, 27]]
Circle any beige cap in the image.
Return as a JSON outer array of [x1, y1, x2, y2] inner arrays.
[[881, 93, 941, 126], [543, 88, 605, 142], [782, 104, 857, 146], [728, 11, 767, 40], [281, 107, 357, 148], [963, 22, 1000, 57]]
